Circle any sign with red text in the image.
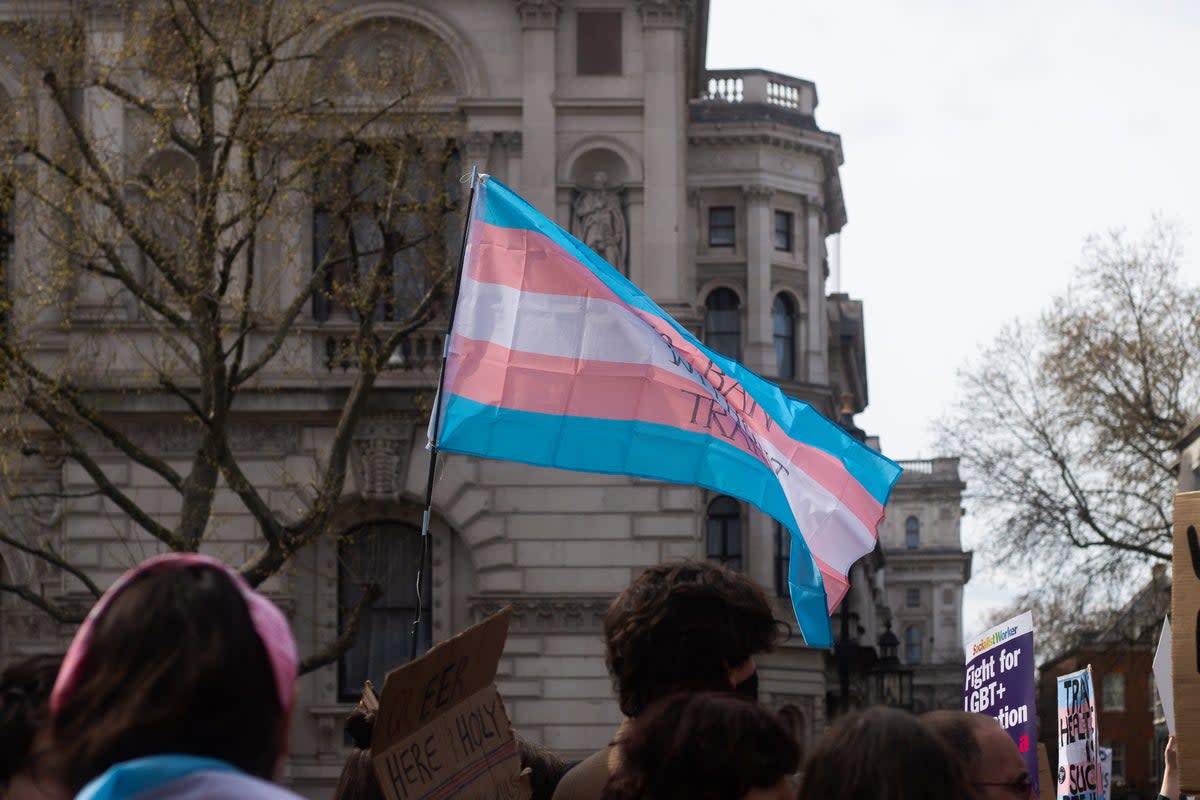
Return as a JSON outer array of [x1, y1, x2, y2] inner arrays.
[[964, 611, 1039, 797], [372, 607, 530, 800], [1056, 666, 1099, 800]]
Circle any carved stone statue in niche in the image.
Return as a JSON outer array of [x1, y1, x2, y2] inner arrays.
[[572, 171, 627, 273]]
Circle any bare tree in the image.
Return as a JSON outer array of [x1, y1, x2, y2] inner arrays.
[[938, 221, 1199, 608], [0, 1, 464, 671]]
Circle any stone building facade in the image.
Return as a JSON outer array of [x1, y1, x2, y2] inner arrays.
[[876, 457, 972, 713], [0, 1, 958, 797]]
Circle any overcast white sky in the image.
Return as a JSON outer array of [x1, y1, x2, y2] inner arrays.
[[707, 0, 1200, 633]]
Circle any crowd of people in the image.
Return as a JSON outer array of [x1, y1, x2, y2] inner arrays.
[[0, 554, 1181, 800]]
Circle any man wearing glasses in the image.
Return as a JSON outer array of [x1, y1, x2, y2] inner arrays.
[[923, 711, 1034, 800]]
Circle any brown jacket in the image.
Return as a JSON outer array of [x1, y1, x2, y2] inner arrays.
[[550, 722, 629, 800]]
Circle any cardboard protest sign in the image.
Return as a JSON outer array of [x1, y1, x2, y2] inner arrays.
[[1172, 491, 1200, 793], [371, 607, 531, 800], [964, 611, 1039, 796], [1098, 747, 1112, 800], [1153, 616, 1174, 735], [1039, 744, 1055, 800], [1056, 666, 1100, 800]]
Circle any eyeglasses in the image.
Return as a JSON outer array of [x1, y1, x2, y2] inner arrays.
[[974, 775, 1033, 797]]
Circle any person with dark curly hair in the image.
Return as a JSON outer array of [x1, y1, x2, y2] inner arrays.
[[797, 706, 972, 800], [0, 654, 66, 799], [601, 692, 799, 800], [552, 560, 781, 800]]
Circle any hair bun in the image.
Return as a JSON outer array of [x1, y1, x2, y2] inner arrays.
[[344, 706, 376, 750]]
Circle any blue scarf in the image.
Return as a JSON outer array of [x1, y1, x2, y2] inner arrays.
[[76, 755, 239, 800]]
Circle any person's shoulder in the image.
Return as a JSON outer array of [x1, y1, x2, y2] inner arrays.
[[134, 771, 305, 800], [551, 747, 615, 800]]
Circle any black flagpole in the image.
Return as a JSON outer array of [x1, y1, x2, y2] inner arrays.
[[409, 165, 480, 661]]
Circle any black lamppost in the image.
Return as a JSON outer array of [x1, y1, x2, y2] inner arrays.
[[871, 623, 913, 709]]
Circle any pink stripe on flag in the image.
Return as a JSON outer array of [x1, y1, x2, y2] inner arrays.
[[467, 221, 621, 302], [445, 334, 768, 463], [445, 334, 885, 538], [815, 557, 850, 613]]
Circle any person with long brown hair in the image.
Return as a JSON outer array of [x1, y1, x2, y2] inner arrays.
[[47, 553, 302, 800]]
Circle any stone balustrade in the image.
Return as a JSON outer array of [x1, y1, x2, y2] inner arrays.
[[699, 68, 817, 116]]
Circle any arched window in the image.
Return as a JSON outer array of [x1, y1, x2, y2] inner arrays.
[[772, 293, 796, 380], [339, 521, 431, 700], [706, 495, 742, 570], [704, 288, 740, 360], [313, 139, 460, 323], [905, 516, 920, 549], [905, 624, 924, 664]]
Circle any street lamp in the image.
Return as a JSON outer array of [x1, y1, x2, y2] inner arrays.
[[871, 623, 913, 709]]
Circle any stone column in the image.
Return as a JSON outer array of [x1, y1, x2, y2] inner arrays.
[[77, 8, 126, 318], [515, 1, 560, 219], [626, 186, 645, 284], [498, 131, 522, 186], [804, 195, 828, 384], [743, 184, 774, 374], [638, 0, 692, 304]]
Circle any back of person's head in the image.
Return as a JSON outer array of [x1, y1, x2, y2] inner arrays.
[[49, 553, 298, 793], [798, 707, 970, 800], [0, 654, 61, 785], [602, 691, 799, 800], [920, 710, 989, 776], [604, 560, 780, 717], [334, 701, 385, 800]]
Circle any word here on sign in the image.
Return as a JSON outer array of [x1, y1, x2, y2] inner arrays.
[[371, 607, 531, 800]]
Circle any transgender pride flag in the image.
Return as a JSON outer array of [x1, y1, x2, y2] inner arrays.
[[434, 175, 901, 648]]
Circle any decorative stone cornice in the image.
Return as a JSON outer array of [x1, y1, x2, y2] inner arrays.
[[468, 595, 612, 633], [637, 0, 694, 27], [461, 131, 493, 167], [80, 421, 302, 455], [515, 0, 561, 29]]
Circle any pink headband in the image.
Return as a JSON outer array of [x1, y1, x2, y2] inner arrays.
[[50, 553, 298, 714]]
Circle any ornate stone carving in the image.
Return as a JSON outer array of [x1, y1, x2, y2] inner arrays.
[[325, 22, 457, 98], [742, 183, 775, 202], [351, 415, 414, 500], [572, 172, 627, 272], [515, 0, 561, 29], [497, 131, 523, 151], [637, 0, 694, 27], [468, 596, 612, 633]]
